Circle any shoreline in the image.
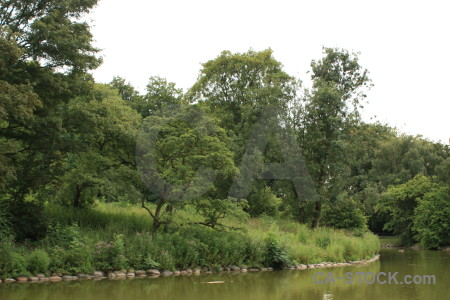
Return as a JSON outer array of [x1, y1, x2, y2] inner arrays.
[[0, 254, 381, 284]]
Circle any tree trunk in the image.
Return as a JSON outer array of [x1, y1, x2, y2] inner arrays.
[[311, 201, 321, 228]]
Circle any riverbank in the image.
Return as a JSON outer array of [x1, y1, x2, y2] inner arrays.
[[0, 203, 380, 281], [0, 254, 381, 284]]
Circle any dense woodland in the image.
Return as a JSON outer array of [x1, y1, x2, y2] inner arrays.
[[0, 0, 449, 278]]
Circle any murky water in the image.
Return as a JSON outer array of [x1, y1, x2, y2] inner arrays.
[[1, 249, 448, 300]]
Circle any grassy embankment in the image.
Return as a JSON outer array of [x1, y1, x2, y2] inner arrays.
[[0, 202, 380, 278]]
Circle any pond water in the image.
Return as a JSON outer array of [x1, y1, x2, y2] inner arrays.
[[1, 249, 448, 300]]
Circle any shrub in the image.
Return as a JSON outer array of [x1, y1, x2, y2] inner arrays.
[[413, 186, 450, 249], [264, 231, 291, 269], [321, 200, 367, 231], [27, 249, 50, 275]]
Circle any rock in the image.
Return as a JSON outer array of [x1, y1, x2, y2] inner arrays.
[[62, 275, 74, 280], [37, 274, 46, 279], [223, 267, 230, 271], [5, 278, 16, 283], [135, 270, 146, 276], [249, 268, 260, 272], [161, 270, 173, 277], [114, 271, 126, 277], [146, 269, 161, 276], [107, 272, 116, 279], [94, 271, 104, 278], [186, 269, 193, 273], [52, 272, 62, 277], [267, 267, 273, 271], [49, 276, 62, 281], [173, 271, 180, 276], [230, 265, 241, 271], [0, 279, 2, 283], [77, 274, 87, 279], [307, 264, 315, 269], [16, 277, 28, 282], [241, 268, 248, 272], [180, 271, 188, 275], [193, 268, 201, 274], [86, 275, 96, 279], [126, 273, 135, 277], [261, 268, 268, 271]]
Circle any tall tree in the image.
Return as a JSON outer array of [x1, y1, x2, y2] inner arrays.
[[300, 47, 372, 228]]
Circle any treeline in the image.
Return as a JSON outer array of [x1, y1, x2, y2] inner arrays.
[[1, 0, 449, 253]]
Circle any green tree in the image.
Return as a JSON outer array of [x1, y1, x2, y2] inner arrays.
[[299, 47, 372, 228], [137, 105, 238, 234], [378, 174, 439, 246], [413, 185, 450, 249]]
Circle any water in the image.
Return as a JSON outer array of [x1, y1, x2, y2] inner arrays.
[[1, 249, 448, 300]]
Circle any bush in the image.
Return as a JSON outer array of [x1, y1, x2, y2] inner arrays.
[[5, 200, 48, 242], [92, 234, 128, 271], [321, 200, 367, 230], [264, 231, 291, 269], [26, 249, 50, 275], [413, 186, 450, 249], [0, 238, 28, 277]]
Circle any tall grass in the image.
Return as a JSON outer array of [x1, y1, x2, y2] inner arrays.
[[0, 203, 380, 277]]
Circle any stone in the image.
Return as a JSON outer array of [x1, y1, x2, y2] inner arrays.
[[241, 268, 248, 272], [307, 264, 315, 269], [173, 271, 180, 276], [261, 268, 268, 272], [146, 269, 161, 276], [186, 269, 193, 273], [16, 277, 28, 282], [249, 268, 260, 272], [161, 270, 173, 277], [180, 271, 188, 275], [230, 265, 241, 271], [62, 275, 74, 280], [267, 267, 274, 271], [193, 268, 201, 274], [135, 270, 146, 276], [77, 274, 87, 279], [126, 273, 135, 277], [114, 271, 126, 277], [94, 271, 104, 278], [107, 272, 116, 279], [37, 274, 46, 279], [5, 278, 16, 283], [49, 276, 62, 281]]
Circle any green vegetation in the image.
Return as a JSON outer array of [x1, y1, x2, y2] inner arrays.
[[1, 0, 448, 279], [0, 203, 379, 277]]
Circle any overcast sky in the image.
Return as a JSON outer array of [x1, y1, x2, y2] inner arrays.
[[87, 0, 449, 144]]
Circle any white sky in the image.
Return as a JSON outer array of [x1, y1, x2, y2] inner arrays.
[[87, 0, 449, 144]]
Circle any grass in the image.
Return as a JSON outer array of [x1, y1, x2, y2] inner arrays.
[[0, 202, 380, 278]]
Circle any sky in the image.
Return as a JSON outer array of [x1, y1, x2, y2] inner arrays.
[[87, 0, 449, 144]]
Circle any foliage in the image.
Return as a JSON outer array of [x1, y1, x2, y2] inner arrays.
[[264, 230, 291, 269], [26, 249, 50, 275], [321, 199, 368, 230], [413, 186, 450, 249], [378, 174, 440, 246]]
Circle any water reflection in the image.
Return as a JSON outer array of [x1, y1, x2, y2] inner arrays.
[[1, 249, 448, 300]]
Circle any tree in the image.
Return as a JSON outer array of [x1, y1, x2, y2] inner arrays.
[[136, 105, 238, 235], [413, 185, 450, 249], [54, 84, 142, 208], [299, 47, 372, 228], [378, 174, 438, 246], [188, 49, 302, 219], [0, 0, 101, 203]]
